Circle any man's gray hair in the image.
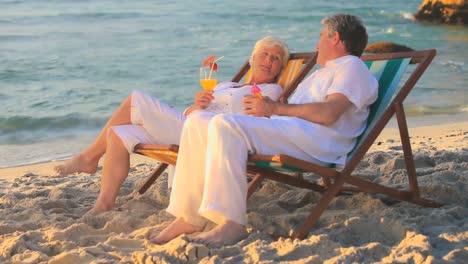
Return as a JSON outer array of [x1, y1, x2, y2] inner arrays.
[[322, 14, 368, 56]]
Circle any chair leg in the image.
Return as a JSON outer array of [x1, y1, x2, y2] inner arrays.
[[138, 163, 169, 195], [395, 103, 419, 197], [411, 196, 443, 207], [322, 176, 331, 187], [247, 173, 265, 199], [292, 175, 346, 239]]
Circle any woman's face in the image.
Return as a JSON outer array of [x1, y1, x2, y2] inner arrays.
[[251, 45, 283, 84]]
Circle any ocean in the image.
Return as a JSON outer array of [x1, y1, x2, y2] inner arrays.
[[1, 0, 467, 168]]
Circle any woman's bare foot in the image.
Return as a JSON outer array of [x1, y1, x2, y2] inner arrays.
[[84, 203, 113, 216], [54, 154, 99, 175], [149, 218, 204, 245], [192, 220, 247, 247]]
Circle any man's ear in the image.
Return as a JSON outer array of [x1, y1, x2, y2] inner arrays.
[[332, 31, 341, 46]]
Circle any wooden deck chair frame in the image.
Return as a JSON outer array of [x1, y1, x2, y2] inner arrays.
[[246, 49, 443, 240], [134, 52, 318, 194]]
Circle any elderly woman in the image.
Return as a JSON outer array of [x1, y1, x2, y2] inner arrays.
[[54, 36, 290, 215]]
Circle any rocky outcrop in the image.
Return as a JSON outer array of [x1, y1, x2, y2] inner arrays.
[[414, 0, 467, 25], [364, 42, 414, 53]]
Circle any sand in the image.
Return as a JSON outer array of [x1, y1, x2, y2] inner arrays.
[[0, 121, 467, 263]]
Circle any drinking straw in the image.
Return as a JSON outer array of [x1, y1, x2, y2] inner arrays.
[[208, 56, 224, 79]]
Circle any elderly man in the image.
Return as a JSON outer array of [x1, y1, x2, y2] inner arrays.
[[151, 13, 378, 246]]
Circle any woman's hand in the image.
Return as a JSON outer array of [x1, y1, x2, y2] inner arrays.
[[183, 90, 215, 116], [193, 90, 215, 110], [242, 95, 277, 117]]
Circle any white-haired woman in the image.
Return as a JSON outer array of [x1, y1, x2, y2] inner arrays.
[[54, 36, 290, 215]]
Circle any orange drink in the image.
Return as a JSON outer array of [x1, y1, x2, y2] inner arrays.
[[200, 65, 217, 90], [200, 79, 218, 90]]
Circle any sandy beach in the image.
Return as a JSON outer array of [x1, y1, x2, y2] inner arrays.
[[0, 120, 467, 263]]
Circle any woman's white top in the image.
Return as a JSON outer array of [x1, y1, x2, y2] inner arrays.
[[206, 82, 283, 114]]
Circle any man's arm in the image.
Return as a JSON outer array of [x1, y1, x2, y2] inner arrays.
[[243, 93, 352, 125]]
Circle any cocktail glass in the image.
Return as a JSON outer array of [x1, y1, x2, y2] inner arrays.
[[199, 66, 218, 90]]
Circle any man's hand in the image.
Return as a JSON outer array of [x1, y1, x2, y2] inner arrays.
[[242, 95, 277, 117], [194, 90, 214, 110]]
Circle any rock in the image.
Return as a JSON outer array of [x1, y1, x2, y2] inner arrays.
[[382, 158, 406, 174], [382, 156, 435, 174], [414, 0, 468, 25], [365, 42, 414, 53], [414, 155, 436, 167]]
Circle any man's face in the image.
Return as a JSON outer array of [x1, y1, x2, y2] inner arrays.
[[316, 26, 335, 66]]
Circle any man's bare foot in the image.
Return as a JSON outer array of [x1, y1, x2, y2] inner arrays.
[[54, 154, 99, 175], [192, 220, 248, 247], [149, 218, 204, 245]]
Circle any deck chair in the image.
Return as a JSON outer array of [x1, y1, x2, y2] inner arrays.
[[246, 49, 442, 240], [134, 52, 318, 194]]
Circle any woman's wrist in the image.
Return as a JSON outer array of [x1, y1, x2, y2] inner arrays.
[[183, 106, 193, 116]]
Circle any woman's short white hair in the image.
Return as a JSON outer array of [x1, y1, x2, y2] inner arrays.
[[249, 36, 290, 80]]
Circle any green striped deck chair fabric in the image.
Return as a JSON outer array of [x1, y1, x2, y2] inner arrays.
[[347, 58, 411, 160]]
